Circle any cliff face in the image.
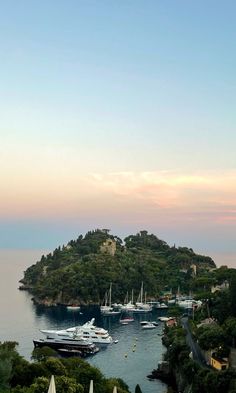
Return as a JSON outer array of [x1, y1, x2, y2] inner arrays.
[[148, 360, 192, 393]]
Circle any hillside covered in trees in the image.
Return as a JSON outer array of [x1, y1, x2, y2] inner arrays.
[[152, 271, 236, 393], [20, 229, 217, 306]]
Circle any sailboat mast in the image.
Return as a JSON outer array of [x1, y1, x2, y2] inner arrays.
[[141, 282, 143, 303], [109, 283, 112, 307]]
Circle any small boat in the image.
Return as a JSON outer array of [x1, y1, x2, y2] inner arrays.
[[140, 320, 149, 325], [155, 302, 168, 309], [142, 322, 156, 329], [67, 305, 81, 311], [120, 316, 134, 323], [150, 321, 159, 326], [140, 320, 158, 326], [158, 316, 172, 322]]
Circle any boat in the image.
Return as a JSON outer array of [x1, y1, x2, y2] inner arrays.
[[158, 316, 172, 322], [140, 320, 149, 325], [141, 322, 156, 329], [120, 290, 136, 312], [120, 301, 136, 312], [102, 309, 120, 316], [167, 299, 176, 305], [176, 299, 202, 309], [155, 302, 168, 309], [41, 318, 113, 345], [33, 337, 99, 357], [100, 290, 113, 314], [66, 305, 81, 311], [150, 321, 159, 326], [119, 316, 134, 323], [134, 283, 152, 312], [66, 318, 113, 344], [140, 320, 158, 326], [100, 284, 121, 316]]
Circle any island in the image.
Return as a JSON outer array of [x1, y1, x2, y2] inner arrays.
[[19, 229, 216, 306]]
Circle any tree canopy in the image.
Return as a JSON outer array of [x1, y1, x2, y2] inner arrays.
[[0, 342, 129, 393]]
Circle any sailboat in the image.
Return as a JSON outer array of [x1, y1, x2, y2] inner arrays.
[[100, 283, 120, 316], [134, 282, 152, 312], [120, 289, 136, 312]]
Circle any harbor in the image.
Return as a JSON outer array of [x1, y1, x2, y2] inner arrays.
[[0, 251, 167, 393]]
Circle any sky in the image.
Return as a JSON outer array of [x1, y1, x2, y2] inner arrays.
[[0, 1, 236, 268]]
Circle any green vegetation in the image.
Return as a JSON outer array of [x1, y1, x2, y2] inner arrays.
[[190, 270, 236, 357], [20, 229, 216, 305], [162, 324, 236, 393], [0, 341, 129, 393], [151, 268, 236, 393]]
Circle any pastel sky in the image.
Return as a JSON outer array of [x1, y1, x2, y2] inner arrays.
[[0, 1, 236, 267]]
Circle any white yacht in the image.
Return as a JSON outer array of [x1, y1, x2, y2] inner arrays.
[[177, 299, 202, 309], [40, 318, 113, 345]]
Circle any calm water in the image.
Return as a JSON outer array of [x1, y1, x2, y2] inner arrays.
[[0, 249, 167, 393]]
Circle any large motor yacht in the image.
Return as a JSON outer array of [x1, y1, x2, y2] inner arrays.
[[40, 318, 113, 344], [33, 336, 99, 357]]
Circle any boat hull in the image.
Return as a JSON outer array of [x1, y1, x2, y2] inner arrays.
[[33, 339, 99, 357]]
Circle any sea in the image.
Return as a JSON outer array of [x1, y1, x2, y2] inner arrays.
[[0, 249, 168, 393]]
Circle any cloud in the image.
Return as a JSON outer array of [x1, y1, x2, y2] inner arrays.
[[1, 164, 236, 227], [89, 170, 236, 223]]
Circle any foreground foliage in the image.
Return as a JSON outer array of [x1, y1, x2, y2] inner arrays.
[[0, 342, 129, 393]]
